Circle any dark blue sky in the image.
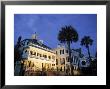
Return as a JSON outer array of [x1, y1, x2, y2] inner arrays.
[[14, 14, 97, 57]]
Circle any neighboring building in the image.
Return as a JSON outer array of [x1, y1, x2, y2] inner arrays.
[[79, 57, 89, 68], [71, 48, 82, 70], [54, 45, 83, 75], [15, 34, 56, 75], [54, 44, 70, 74], [79, 56, 96, 69]]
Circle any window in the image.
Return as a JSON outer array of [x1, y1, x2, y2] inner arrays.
[[52, 64, 55, 66], [30, 51, 33, 55], [60, 67, 62, 71], [43, 55, 47, 58], [64, 66, 65, 71], [40, 54, 42, 57], [56, 59, 58, 65], [66, 57, 69, 62], [25, 50, 27, 53], [62, 49, 64, 54], [60, 58, 65, 65], [60, 50, 64, 55], [66, 57, 68, 62], [56, 51, 57, 54], [30, 51, 36, 55], [48, 56, 51, 59], [33, 52, 36, 55], [29, 61, 31, 67], [27, 42, 29, 45], [66, 50, 68, 53], [74, 56, 77, 63], [42, 63, 43, 67], [76, 58, 78, 63], [37, 53, 39, 56], [63, 58, 65, 64], [82, 61, 86, 65], [52, 56, 55, 59], [60, 50, 62, 55]]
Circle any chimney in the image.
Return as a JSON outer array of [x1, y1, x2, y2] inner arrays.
[[31, 32, 37, 39]]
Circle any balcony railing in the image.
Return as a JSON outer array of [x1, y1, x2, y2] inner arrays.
[[29, 55, 54, 62]]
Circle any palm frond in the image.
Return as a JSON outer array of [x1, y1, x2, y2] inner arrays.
[[58, 25, 78, 43]]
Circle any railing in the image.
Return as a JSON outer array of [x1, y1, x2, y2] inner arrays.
[[28, 55, 55, 62]]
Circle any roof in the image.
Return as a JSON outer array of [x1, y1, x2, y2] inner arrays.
[[21, 39, 52, 50]]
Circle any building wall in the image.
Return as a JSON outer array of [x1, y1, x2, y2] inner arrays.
[[23, 46, 56, 70], [14, 40, 57, 75], [54, 45, 70, 72], [71, 50, 80, 70]]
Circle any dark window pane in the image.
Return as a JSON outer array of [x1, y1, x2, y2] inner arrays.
[[82, 61, 86, 65]]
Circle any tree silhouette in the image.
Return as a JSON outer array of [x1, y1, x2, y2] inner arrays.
[[14, 36, 22, 61], [14, 36, 23, 75], [58, 25, 78, 75], [81, 36, 93, 62]]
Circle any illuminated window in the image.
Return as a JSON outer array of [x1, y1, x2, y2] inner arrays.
[[52, 56, 55, 59], [43, 55, 47, 58], [60, 58, 65, 65]]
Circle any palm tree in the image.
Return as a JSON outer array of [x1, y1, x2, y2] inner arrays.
[[81, 36, 93, 62], [58, 25, 78, 75]]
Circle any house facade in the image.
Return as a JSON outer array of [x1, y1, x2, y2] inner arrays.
[[14, 34, 89, 76], [54, 44, 70, 74], [14, 34, 56, 75]]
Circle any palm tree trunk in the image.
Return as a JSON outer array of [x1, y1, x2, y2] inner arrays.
[[87, 46, 91, 63], [67, 41, 73, 75], [87, 46, 93, 74]]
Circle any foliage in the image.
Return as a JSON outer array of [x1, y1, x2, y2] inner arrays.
[[81, 36, 93, 61], [81, 36, 93, 48], [58, 25, 78, 43]]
